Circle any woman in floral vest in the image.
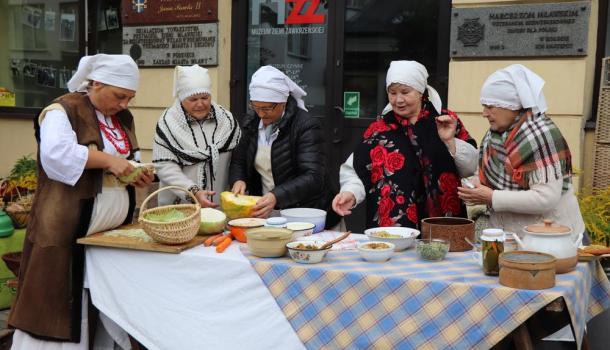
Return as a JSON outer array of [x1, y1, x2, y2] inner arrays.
[[332, 60, 478, 229]]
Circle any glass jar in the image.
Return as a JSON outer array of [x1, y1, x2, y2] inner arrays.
[[481, 228, 504, 276]]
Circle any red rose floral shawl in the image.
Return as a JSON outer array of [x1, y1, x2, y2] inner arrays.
[[353, 100, 476, 229]]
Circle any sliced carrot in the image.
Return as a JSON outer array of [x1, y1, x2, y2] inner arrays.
[[216, 237, 232, 253], [212, 234, 227, 246], [204, 234, 222, 247]]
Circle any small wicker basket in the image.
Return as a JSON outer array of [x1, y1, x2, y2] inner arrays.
[[138, 186, 201, 245], [5, 206, 29, 229]]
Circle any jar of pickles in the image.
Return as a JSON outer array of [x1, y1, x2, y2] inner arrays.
[[481, 228, 504, 276]]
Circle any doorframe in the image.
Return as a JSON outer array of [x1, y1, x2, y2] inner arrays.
[[230, 0, 249, 121]]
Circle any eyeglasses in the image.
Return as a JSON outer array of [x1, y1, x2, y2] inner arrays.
[[249, 102, 278, 112]]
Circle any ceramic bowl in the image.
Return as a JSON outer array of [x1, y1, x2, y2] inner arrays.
[[286, 222, 315, 240], [364, 227, 420, 251], [286, 240, 331, 264], [246, 227, 293, 258], [280, 208, 326, 233], [415, 239, 450, 261], [357, 241, 395, 262], [228, 218, 266, 243]]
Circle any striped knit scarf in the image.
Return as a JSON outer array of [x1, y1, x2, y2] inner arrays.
[[479, 110, 572, 192], [153, 99, 241, 190]]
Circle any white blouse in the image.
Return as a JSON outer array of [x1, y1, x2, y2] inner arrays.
[[40, 109, 130, 186]]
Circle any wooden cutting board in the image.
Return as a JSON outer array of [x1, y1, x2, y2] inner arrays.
[[77, 224, 206, 253]]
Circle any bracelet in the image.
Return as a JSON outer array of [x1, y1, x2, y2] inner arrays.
[[186, 185, 201, 203]]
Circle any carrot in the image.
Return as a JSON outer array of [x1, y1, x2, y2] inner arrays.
[[216, 237, 232, 253], [204, 234, 223, 247], [212, 234, 227, 246]]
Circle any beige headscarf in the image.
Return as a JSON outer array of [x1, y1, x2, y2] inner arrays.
[[173, 64, 212, 101], [67, 54, 139, 92]]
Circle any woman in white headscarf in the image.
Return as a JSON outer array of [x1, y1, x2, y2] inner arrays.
[[457, 64, 584, 239], [153, 65, 241, 207], [332, 60, 478, 229], [9, 54, 153, 349], [229, 65, 339, 226]]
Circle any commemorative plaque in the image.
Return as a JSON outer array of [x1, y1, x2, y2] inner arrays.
[[123, 23, 218, 66], [122, 0, 218, 25], [450, 1, 590, 57]]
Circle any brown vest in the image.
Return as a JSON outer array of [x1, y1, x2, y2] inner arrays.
[[8, 93, 138, 342]]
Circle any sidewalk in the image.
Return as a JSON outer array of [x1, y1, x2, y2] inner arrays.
[[0, 309, 11, 350]]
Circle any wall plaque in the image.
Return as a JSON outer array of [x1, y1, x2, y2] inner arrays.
[[122, 0, 218, 25], [123, 23, 218, 66], [450, 1, 590, 57]]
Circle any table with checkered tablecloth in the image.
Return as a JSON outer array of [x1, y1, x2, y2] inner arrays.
[[243, 238, 610, 350]]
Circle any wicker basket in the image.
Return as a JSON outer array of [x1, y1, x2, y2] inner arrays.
[[5, 206, 29, 229], [138, 186, 201, 245]]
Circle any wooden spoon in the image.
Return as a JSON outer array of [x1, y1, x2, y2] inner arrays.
[[319, 231, 351, 250]]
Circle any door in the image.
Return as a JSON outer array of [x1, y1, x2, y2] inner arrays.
[[326, 0, 451, 232], [232, 0, 450, 232]]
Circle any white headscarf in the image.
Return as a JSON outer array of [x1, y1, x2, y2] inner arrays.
[[382, 60, 443, 115], [67, 54, 139, 92], [249, 65, 308, 111], [173, 64, 212, 101], [480, 64, 548, 115]]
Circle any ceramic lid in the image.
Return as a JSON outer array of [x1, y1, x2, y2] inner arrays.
[[246, 227, 293, 240], [266, 217, 287, 225], [228, 218, 266, 228], [524, 219, 571, 234]]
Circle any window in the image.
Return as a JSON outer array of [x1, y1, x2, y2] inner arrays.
[[0, 0, 123, 114], [0, 0, 83, 110]]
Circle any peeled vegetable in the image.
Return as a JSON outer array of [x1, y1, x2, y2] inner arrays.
[[199, 208, 227, 235], [220, 191, 261, 219], [119, 162, 154, 184]]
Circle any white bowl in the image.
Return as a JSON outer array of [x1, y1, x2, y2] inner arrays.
[[357, 241, 395, 262], [280, 208, 326, 233], [286, 222, 315, 240], [364, 227, 420, 251], [286, 240, 331, 264]]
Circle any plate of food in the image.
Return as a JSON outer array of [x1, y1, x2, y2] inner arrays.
[[578, 245, 610, 262]]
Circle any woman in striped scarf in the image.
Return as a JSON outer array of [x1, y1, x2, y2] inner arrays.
[[458, 64, 584, 240]]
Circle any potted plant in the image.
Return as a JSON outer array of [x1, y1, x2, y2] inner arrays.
[[578, 186, 610, 277], [0, 155, 37, 228]]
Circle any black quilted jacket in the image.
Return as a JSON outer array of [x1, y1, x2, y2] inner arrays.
[[229, 97, 337, 225]]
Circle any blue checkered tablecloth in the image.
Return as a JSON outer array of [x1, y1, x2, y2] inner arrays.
[[243, 245, 610, 350]]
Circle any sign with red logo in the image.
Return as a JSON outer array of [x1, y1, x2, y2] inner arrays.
[[251, 0, 326, 26], [122, 0, 218, 25]]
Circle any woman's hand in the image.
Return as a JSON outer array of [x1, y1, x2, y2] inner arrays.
[[106, 157, 134, 178], [436, 115, 458, 154], [458, 183, 494, 206], [231, 180, 247, 195], [251, 192, 276, 218], [332, 192, 356, 216], [195, 190, 218, 208], [132, 168, 155, 188]]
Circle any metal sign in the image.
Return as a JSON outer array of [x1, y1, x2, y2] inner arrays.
[[450, 1, 590, 57], [123, 23, 218, 67], [344, 91, 360, 118], [122, 0, 218, 25]]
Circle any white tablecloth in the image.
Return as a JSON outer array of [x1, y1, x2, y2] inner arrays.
[[85, 242, 305, 350]]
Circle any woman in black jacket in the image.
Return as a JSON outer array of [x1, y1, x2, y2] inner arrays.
[[230, 66, 337, 226]]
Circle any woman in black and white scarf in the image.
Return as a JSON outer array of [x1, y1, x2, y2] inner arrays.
[[153, 65, 241, 207]]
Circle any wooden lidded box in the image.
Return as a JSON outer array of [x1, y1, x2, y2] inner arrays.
[[499, 251, 556, 290]]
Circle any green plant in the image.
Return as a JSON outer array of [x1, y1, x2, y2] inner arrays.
[[578, 187, 610, 246]]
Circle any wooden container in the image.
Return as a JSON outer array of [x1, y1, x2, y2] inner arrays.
[[499, 251, 556, 290], [420, 217, 475, 252]]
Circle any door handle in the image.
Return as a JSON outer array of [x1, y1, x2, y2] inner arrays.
[[331, 106, 344, 144]]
